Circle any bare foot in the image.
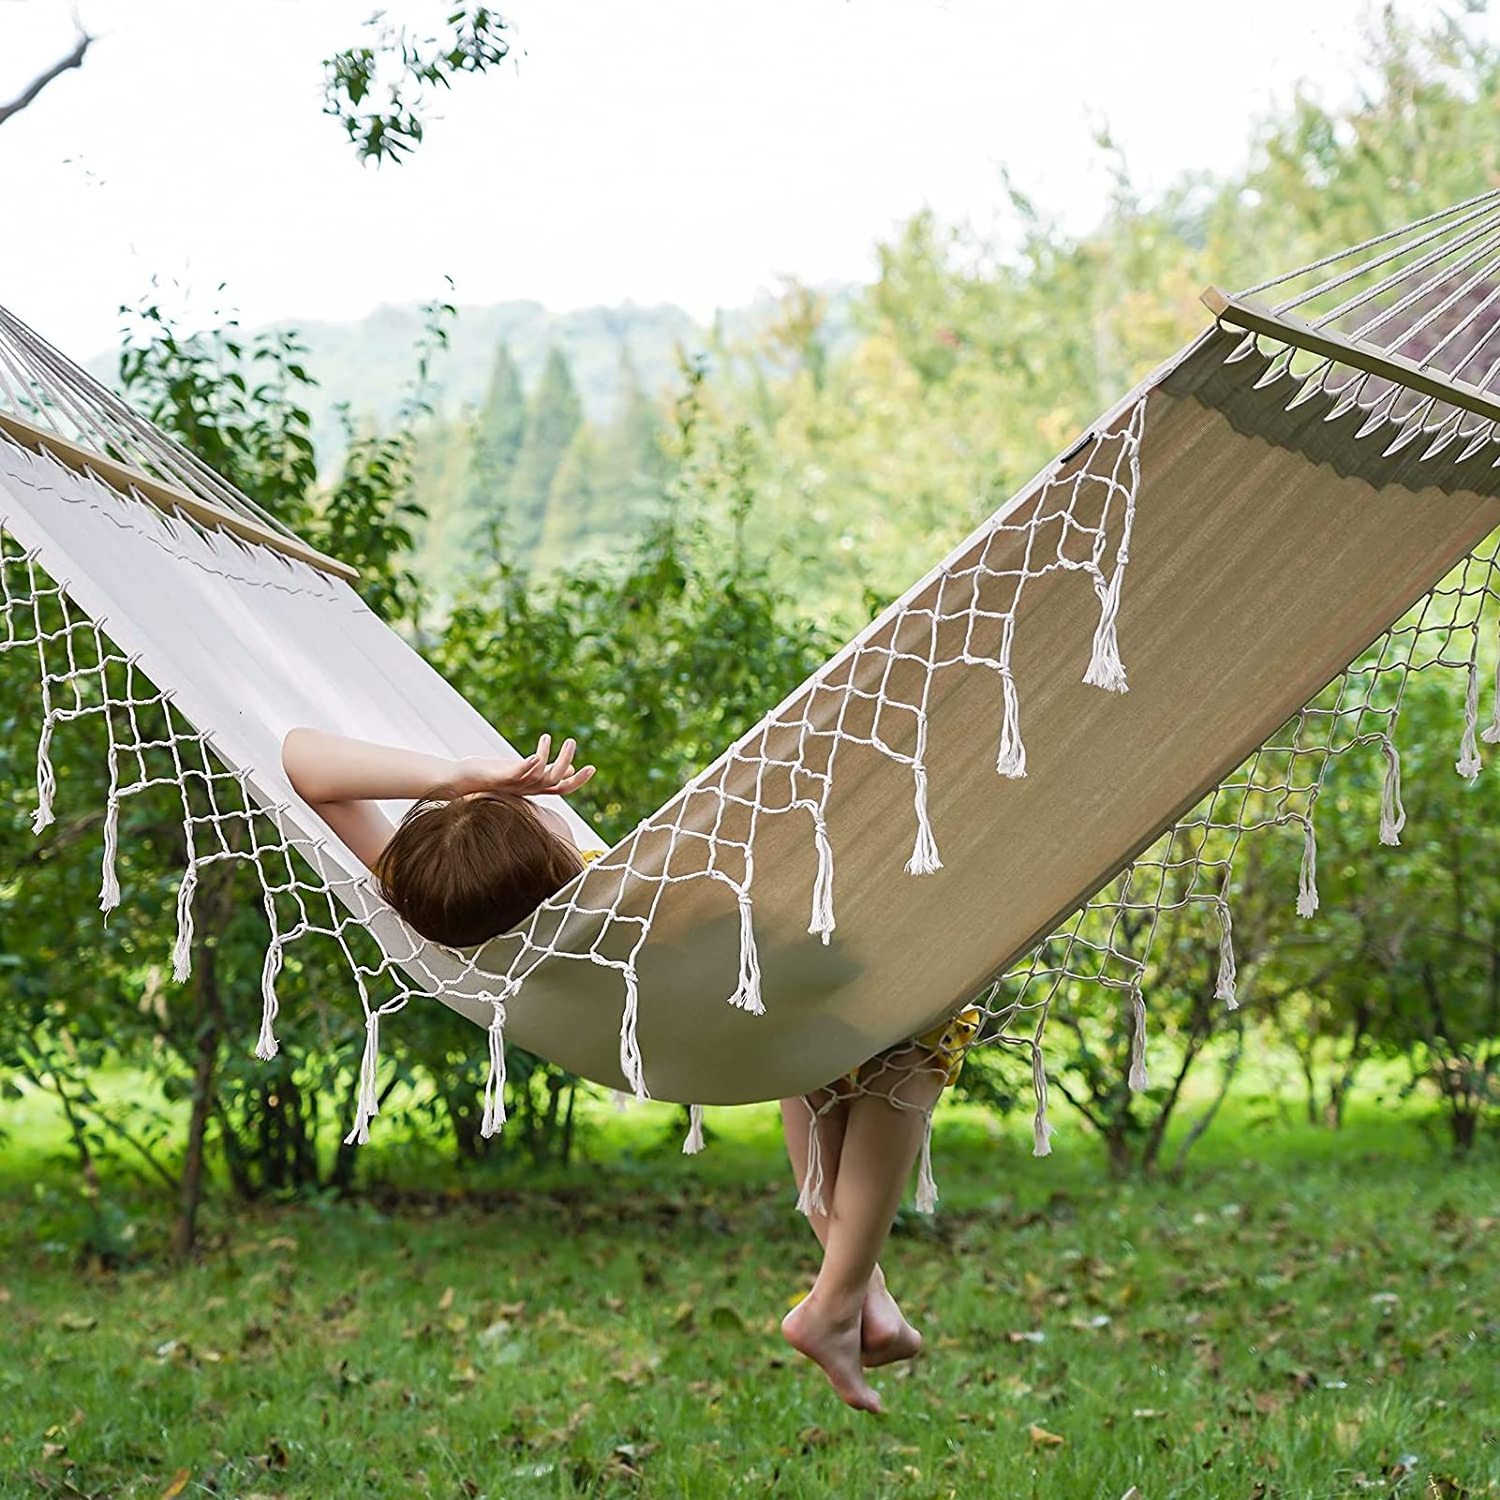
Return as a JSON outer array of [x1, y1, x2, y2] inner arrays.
[[861, 1281, 923, 1368], [782, 1292, 883, 1413]]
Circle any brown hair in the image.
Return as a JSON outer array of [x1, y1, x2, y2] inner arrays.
[[376, 784, 585, 948]]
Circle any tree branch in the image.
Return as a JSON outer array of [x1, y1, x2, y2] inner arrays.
[[0, 31, 92, 129]]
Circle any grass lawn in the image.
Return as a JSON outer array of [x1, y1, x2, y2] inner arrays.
[[1, 1088, 1497, 1499]]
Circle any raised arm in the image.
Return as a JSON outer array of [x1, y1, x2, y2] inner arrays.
[[280, 727, 596, 874]]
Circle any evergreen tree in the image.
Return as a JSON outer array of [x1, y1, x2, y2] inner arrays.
[[536, 423, 598, 568], [507, 346, 583, 563], [467, 341, 526, 515]]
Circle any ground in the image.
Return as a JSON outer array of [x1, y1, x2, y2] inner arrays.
[[1, 1088, 1496, 1499]]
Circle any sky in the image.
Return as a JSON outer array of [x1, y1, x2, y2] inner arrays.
[[0, 0, 1486, 358]]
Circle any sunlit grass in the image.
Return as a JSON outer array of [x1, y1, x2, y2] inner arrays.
[[2, 1082, 1497, 1498]]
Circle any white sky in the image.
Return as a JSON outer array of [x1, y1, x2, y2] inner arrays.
[[0, 0, 1480, 357]]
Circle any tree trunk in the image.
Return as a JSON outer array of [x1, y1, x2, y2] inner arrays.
[[171, 927, 223, 1262]]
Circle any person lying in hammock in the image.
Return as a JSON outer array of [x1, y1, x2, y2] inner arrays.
[[281, 725, 977, 1415]]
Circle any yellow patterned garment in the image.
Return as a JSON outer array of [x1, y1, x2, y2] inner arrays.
[[843, 1004, 983, 1091], [580, 848, 606, 864]]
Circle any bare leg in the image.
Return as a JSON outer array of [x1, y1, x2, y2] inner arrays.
[[780, 1046, 946, 1412], [779, 1093, 921, 1366]]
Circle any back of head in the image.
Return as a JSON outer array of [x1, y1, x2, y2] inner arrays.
[[376, 785, 585, 948]]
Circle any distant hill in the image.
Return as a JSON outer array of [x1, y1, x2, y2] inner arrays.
[[108, 285, 861, 464]]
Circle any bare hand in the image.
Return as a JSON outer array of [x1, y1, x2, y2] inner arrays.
[[455, 734, 596, 799]]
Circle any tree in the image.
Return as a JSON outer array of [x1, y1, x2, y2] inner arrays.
[[323, 5, 514, 165], [0, 28, 90, 130], [507, 347, 584, 564]]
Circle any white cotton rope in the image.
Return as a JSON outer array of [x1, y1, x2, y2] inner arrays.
[[1296, 818, 1319, 919], [1379, 738, 1407, 845], [914, 1109, 939, 1214], [681, 1103, 706, 1154], [343, 1010, 382, 1147], [1214, 897, 1238, 1009], [795, 1099, 827, 1218], [618, 964, 648, 1100], [479, 983, 518, 1138], [995, 671, 1027, 779], [1030, 1043, 1054, 1157], [807, 805, 837, 943], [1457, 649, 1484, 781], [171, 863, 198, 982], [255, 933, 283, 1062], [98, 792, 121, 913], [1127, 981, 1149, 1092], [728, 888, 766, 1015], [905, 760, 943, 875], [32, 718, 56, 833]]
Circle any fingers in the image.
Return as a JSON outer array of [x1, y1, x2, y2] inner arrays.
[[552, 764, 596, 796]]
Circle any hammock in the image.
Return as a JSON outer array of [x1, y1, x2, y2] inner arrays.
[[4, 189, 1500, 1212]]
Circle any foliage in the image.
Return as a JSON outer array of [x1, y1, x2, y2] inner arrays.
[[323, 5, 514, 166]]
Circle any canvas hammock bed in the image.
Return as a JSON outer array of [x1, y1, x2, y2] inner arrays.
[[4, 188, 1500, 1214]]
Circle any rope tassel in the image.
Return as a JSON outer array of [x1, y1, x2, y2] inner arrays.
[[1127, 981, 1148, 1091], [727, 890, 765, 1014], [343, 1012, 382, 1147], [480, 985, 515, 1138], [32, 719, 56, 834], [914, 1109, 939, 1214], [1297, 818, 1319, 919], [807, 808, 836, 942], [1082, 557, 1131, 694], [905, 763, 943, 875], [682, 1103, 706, 1155], [172, 864, 198, 981], [1457, 652, 1483, 781], [1215, 897, 1238, 1009], [618, 964, 649, 1099], [795, 1104, 827, 1218], [98, 794, 121, 914], [1379, 739, 1406, 845], [1483, 650, 1500, 746], [1031, 1044, 1054, 1157], [995, 673, 1027, 779], [255, 938, 283, 1061]]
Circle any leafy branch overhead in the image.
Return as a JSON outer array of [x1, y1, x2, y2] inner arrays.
[[323, 6, 514, 166], [0, 28, 91, 129]]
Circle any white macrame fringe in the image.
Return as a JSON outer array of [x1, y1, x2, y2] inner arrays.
[[1379, 739, 1407, 845], [795, 1105, 827, 1218], [343, 1011, 381, 1147], [1484, 650, 1500, 745], [172, 863, 198, 981], [1127, 982, 1148, 1091], [1296, 818, 1319, 918], [1082, 566, 1130, 693], [1214, 898, 1238, 1009], [1030, 1044, 1053, 1156], [995, 673, 1027, 778], [914, 1109, 939, 1214], [808, 809, 837, 942], [479, 984, 516, 1138], [682, 1103, 706, 1154], [255, 937, 283, 1061], [98, 793, 121, 913], [1457, 652, 1483, 781], [728, 890, 765, 1014], [618, 964, 649, 1099], [32, 720, 56, 833], [905, 762, 943, 875]]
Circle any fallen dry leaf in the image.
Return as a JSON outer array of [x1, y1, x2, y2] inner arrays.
[[159, 1468, 191, 1499], [1028, 1424, 1065, 1448]]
